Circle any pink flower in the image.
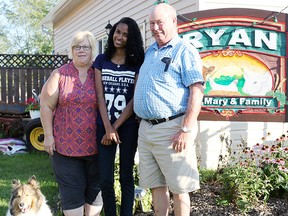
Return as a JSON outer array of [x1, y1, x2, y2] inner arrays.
[[279, 166, 288, 172], [270, 147, 278, 153], [263, 157, 272, 164], [274, 158, 285, 166]]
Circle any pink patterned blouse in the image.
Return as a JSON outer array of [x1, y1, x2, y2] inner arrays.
[[53, 62, 98, 156]]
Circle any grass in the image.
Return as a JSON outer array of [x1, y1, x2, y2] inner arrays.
[[0, 151, 62, 215], [0, 150, 219, 216]]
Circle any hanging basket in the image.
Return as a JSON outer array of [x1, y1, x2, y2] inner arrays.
[[29, 110, 40, 119]]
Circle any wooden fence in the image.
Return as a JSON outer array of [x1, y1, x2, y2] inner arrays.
[[0, 54, 69, 116]]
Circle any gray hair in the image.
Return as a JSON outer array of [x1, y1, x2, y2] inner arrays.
[[69, 31, 97, 62], [151, 3, 177, 27]]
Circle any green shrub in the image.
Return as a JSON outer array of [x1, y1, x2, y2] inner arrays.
[[200, 169, 217, 183], [217, 132, 288, 213]]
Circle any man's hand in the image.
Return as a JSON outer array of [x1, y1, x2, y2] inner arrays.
[[172, 130, 193, 152]]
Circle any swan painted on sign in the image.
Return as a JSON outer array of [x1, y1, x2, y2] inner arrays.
[[242, 71, 273, 96]]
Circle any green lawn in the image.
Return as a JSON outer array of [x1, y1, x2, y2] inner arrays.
[[0, 151, 218, 216], [0, 151, 62, 215]]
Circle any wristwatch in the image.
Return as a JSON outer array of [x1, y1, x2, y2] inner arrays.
[[180, 126, 192, 133]]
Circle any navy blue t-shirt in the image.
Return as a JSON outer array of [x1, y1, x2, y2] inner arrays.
[[92, 54, 140, 125]]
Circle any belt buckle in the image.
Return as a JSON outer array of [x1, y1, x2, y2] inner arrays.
[[147, 119, 154, 125], [147, 118, 158, 125], [150, 119, 159, 125]]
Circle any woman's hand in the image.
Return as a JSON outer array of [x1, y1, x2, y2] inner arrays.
[[101, 125, 121, 145], [44, 134, 56, 155]]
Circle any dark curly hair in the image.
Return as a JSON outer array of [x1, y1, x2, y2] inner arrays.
[[104, 17, 144, 67]]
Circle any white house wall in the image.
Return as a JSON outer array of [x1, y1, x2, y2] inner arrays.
[[51, 0, 200, 55], [198, 121, 288, 169], [198, 0, 286, 11], [51, 0, 287, 54]]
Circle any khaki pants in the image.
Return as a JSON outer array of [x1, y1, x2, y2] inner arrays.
[[138, 115, 200, 194]]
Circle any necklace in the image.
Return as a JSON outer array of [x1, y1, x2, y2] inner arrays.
[[113, 56, 125, 68], [116, 60, 123, 68]]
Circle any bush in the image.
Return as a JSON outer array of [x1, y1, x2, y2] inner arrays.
[[217, 132, 288, 213], [200, 169, 217, 183]]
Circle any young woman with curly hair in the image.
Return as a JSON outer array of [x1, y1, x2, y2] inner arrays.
[[92, 17, 144, 216]]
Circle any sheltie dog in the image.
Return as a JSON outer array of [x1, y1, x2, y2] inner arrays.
[[6, 175, 52, 216]]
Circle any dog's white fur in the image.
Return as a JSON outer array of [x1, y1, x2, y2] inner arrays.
[[6, 175, 52, 216]]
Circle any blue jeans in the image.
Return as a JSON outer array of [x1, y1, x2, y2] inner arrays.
[[97, 123, 138, 216]]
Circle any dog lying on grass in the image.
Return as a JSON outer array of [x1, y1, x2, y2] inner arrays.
[[6, 175, 52, 216]]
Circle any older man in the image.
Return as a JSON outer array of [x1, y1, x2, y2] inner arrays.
[[134, 3, 204, 216]]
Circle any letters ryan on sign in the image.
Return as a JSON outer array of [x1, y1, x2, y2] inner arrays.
[[178, 8, 287, 121]]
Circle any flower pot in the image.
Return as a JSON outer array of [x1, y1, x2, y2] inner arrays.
[[29, 110, 40, 119]]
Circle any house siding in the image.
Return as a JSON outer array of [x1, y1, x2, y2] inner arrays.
[[50, 0, 287, 54], [50, 0, 201, 54], [198, 0, 286, 11]]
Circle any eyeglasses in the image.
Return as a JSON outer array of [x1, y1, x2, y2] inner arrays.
[[73, 45, 91, 51]]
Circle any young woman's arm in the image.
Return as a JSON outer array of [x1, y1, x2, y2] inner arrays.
[[112, 75, 138, 130], [95, 68, 120, 145]]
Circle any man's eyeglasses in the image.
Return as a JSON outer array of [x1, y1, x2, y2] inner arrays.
[[73, 45, 91, 51]]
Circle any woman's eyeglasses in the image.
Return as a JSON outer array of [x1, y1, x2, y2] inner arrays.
[[73, 45, 91, 51]]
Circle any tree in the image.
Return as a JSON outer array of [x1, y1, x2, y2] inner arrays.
[[0, 27, 10, 53], [0, 2, 10, 53], [0, 0, 59, 54]]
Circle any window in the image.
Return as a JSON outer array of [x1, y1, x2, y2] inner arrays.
[[139, 22, 146, 48], [97, 35, 108, 55]]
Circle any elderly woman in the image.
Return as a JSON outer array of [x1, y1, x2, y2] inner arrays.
[[40, 31, 102, 216]]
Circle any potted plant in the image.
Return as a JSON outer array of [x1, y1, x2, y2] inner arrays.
[[25, 97, 40, 119]]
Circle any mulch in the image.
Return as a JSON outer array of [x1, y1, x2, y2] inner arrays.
[[134, 182, 288, 216]]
